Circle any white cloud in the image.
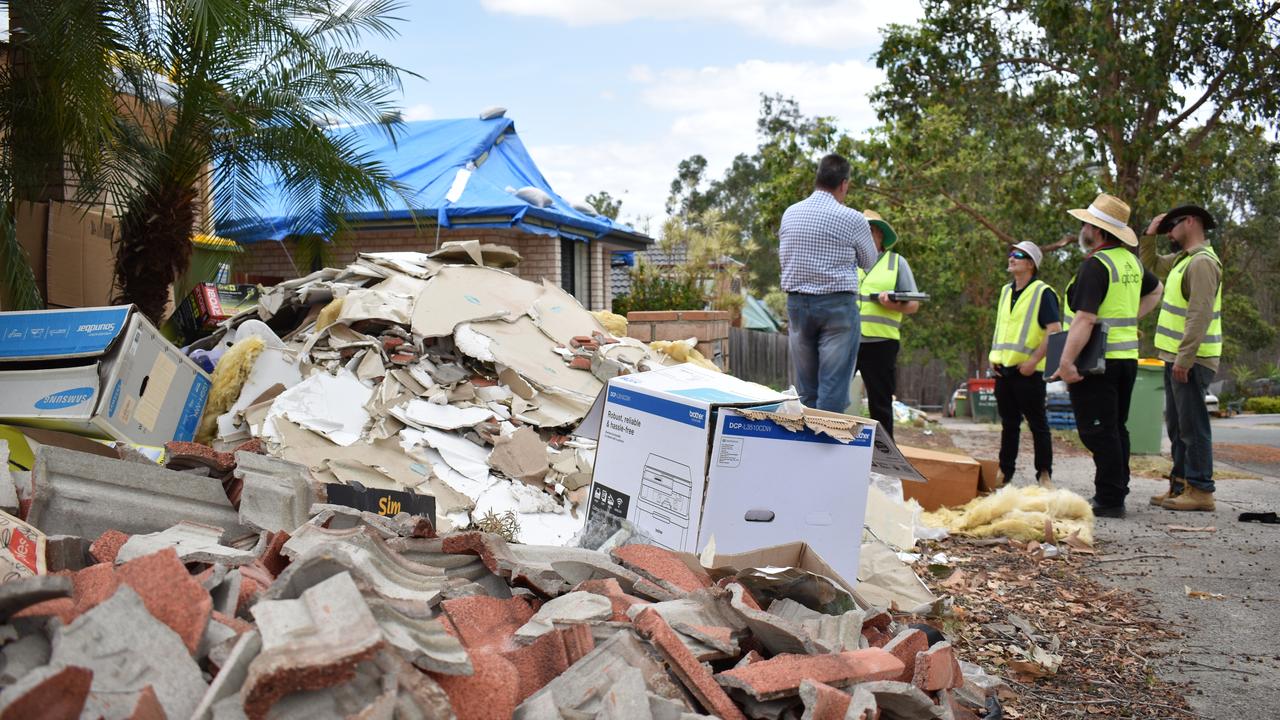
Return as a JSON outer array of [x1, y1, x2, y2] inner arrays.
[[402, 103, 435, 121], [480, 0, 922, 48], [528, 57, 886, 229]]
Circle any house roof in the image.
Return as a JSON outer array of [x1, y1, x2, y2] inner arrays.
[[217, 115, 653, 250]]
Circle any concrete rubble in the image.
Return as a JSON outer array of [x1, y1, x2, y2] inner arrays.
[[0, 447, 1000, 718]]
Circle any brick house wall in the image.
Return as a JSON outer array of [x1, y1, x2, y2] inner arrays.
[[626, 310, 731, 371], [232, 226, 624, 312]]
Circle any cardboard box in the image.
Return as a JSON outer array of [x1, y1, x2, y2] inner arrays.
[[678, 540, 857, 597], [0, 306, 211, 445], [898, 445, 981, 511], [977, 458, 1003, 493], [581, 364, 924, 585], [45, 202, 117, 308]]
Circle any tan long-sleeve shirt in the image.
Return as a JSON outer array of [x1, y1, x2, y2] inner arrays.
[[1139, 237, 1221, 372]]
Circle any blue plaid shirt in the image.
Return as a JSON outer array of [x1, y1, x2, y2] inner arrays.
[[779, 190, 877, 294]]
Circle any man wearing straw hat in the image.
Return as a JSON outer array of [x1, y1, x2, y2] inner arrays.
[[855, 210, 920, 438], [1140, 205, 1222, 512], [990, 241, 1061, 488], [1054, 193, 1163, 518]]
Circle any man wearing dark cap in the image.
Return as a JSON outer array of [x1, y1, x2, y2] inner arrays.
[[1141, 205, 1223, 512]]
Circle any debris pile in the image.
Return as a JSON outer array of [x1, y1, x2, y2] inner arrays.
[[0, 442, 1001, 718], [188, 250, 697, 545]]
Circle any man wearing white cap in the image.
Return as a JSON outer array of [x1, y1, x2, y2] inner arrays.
[[1054, 193, 1163, 518], [989, 241, 1060, 488]]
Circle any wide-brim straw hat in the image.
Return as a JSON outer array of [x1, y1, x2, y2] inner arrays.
[[1067, 193, 1138, 247], [863, 210, 899, 249]]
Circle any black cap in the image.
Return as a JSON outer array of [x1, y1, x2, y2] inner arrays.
[[1157, 204, 1217, 234]]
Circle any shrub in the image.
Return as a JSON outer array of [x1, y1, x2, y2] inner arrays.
[[612, 263, 707, 315], [1243, 396, 1280, 414]]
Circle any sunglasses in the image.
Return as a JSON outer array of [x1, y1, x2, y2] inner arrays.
[[1167, 216, 1187, 230], [1009, 250, 1031, 260]]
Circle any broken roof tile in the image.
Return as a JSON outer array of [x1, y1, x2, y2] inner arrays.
[[114, 548, 214, 654], [634, 608, 746, 720], [441, 594, 538, 652], [913, 641, 963, 692], [245, 572, 384, 720], [612, 543, 713, 594], [882, 628, 929, 684], [89, 529, 131, 564], [715, 648, 906, 701], [116, 521, 257, 566], [798, 679, 852, 720], [0, 665, 92, 720], [431, 651, 520, 720], [0, 574, 72, 621], [500, 624, 595, 703]]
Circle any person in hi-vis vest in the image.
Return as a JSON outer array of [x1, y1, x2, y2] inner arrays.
[[855, 210, 920, 438], [1140, 205, 1223, 513], [989, 241, 1061, 489], [1051, 193, 1163, 519]]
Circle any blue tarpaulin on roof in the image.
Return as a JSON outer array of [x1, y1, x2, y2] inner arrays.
[[217, 117, 648, 246]]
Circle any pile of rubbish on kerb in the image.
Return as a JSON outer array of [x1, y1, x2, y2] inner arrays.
[[185, 247, 721, 545], [0, 246, 1011, 718]]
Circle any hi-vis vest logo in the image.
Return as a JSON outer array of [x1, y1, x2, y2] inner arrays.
[[76, 322, 117, 335], [35, 387, 95, 410]]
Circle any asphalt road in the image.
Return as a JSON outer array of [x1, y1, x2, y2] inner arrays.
[[942, 416, 1280, 720], [1211, 414, 1280, 477]]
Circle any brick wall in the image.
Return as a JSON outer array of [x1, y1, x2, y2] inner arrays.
[[626, 310, 731, 371]]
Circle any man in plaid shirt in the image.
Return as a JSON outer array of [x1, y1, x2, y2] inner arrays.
[[779, 154, 878, 411]]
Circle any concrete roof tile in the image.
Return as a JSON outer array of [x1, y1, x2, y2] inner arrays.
[[715, 649, 906, 701], [431, 651, 520, 720], [612, 543, 713, 594], [0, 574, 72, 621], [0, 665, 92, 720], [797, 679, 852, 720], [114, 548, 214, 654], [634, 608, 746, 720], [89, 529, 131, 564], [245, 572, 384, 720], [441, 595, 537, 652]]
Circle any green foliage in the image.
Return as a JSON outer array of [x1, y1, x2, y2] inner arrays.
[[0, 205, 42, 310], [612, 261, 707, 315], [585, 190, 623, 220], [1243, 397, 1280, 414], [4, 0, 417, 322]]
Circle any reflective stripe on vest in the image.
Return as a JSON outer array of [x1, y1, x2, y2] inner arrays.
[[1154, 246, 1223, 358], [857, 251, 903, 340], [1063, 247, 1143, 359], [989, 279, 1053, 371]]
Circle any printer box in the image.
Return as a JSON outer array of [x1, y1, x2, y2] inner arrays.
[[0, 306, 211, 446], [582, 364, 923, 582]]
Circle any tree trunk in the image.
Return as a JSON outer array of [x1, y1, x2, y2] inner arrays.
[[113, 184, 196, 324]]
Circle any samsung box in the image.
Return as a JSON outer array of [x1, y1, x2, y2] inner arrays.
[[0, 306, 211, 445], [581, 364, 924, 583]]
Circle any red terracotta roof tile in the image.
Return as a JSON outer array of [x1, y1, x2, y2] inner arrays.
[[499, 624, 595, 702], [0, 665, 92, 720], [114, 548, 213, 654], [799, 680, 853, 720], [912, 641, 963, 692], [125, 686, 166, 720], [715, 649, 906, 701], [882, 628, 929, 683], [572, 577, 648, 622]]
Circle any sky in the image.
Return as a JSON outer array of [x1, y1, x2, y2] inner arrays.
[[360, 0, 925, 231]]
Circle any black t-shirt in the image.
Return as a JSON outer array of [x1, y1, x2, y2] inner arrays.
[[1009, 282, 1061, 329], [1067, 246, 1159, 314]]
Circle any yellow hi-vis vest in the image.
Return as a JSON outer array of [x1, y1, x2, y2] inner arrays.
[[1154, 246, 1223, 358], [1063, 246, 1142, 359], [989, 279, 1054, 371], [857, 251, 903, 340]]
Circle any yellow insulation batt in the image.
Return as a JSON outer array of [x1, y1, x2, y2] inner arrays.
[[195, 335, 265, 443], [922, 485, 1095, 545], [649, 339, 721, 373], [316, 296, 345, 332], [591, 310, 628, 338]]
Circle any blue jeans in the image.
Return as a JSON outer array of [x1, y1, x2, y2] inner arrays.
[[1165, 361, 1215, 491], [786, 293, 860, 411]]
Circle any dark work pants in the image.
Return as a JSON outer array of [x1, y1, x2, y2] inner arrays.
[[857, 339, 899, 438], [1068, 358, 1138, 506], [1165, 361, 1215, 492], [994, 368, 1052, 480]]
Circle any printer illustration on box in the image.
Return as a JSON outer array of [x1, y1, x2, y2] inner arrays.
[[635, 454, 693, 550]]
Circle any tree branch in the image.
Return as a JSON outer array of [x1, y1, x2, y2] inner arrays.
[[937, 188, 1019, 245]]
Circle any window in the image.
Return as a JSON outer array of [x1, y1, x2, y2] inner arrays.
[[560, 239, 591, 308]]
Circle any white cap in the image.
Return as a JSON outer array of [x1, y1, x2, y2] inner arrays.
[[1011, 241, 1043, 268]]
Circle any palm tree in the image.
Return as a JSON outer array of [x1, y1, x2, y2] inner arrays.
[[4, 0, 415, 322]]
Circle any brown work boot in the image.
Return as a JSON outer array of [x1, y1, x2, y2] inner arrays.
[[1150, 476, 1185, 506], [1161, 486, 1215, 512], [1037, 470, 1053, 489]]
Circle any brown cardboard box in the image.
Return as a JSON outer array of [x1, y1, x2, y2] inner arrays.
[[977, 458, 1004, 493], [897, 444, 981, 511], [14, 201, 49, 299], [46, 202, 117, 308], [677, 540, 856, 597]]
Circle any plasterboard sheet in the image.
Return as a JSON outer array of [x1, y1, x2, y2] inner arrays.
[[409, 266, 541, 338], [264, 370, 371, 446], [530, 280, 607, 346], [390, 399, 494, 431], [468, 317, 603, 403]]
